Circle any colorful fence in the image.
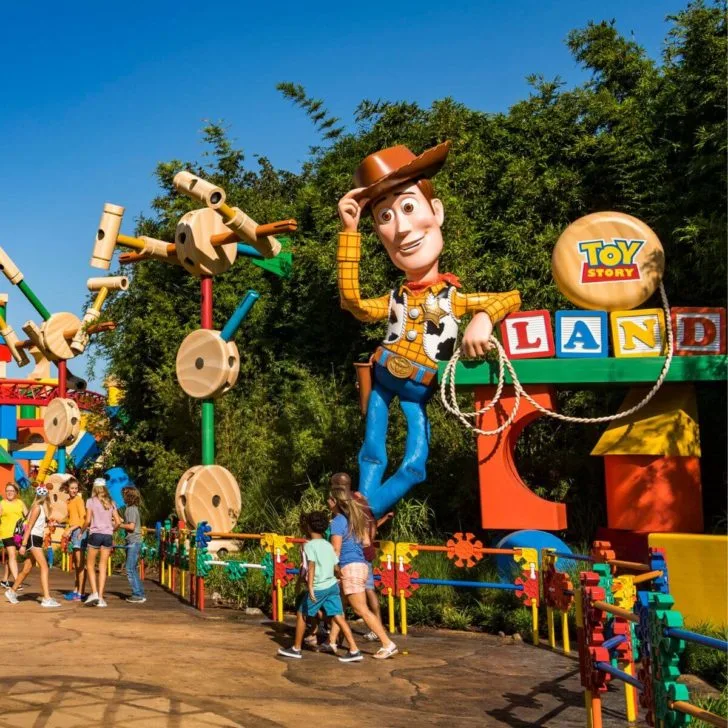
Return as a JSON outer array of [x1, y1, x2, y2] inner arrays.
[[574, 543, 727, 728]]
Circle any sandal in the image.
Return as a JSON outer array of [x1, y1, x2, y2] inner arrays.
[[373, 642, 398, 660]]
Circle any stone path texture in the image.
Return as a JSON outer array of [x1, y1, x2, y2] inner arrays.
[[0, 571, 644, 727]]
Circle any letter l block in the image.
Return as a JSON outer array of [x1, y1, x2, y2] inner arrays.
[[500, 310, 555, 360]]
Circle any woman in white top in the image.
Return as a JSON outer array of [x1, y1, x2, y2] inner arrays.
[[5, 485, 59, 608]]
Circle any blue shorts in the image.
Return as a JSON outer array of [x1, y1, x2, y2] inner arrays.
[[298, 583, 343, 618], [87, 533, 113, 549], [70, 528, 88, 551], [366, 562, 375, 591]]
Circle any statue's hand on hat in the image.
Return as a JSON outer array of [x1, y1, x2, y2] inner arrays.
[[338, 188, 368, 233], [461, 312, 495, 358]]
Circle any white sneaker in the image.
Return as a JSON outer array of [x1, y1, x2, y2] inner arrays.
[[41, 598, 60, 608], [84, 592, 99, 605], [4, 589, 18, 605], [96, 598, 107, 608]]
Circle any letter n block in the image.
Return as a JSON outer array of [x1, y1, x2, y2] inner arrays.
[[610, 309, 666, 357], [555, 310, 608, 358], [671, 307, 726, 356], [500, 310, 555, 359]]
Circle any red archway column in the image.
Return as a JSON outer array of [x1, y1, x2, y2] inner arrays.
[[475, 384, 567, 531]]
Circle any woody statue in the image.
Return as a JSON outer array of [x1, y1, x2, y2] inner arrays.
[[337, 141, 521, 517]]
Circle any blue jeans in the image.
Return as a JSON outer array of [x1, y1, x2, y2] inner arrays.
[[125, 542, 145, 597], [358, 363, 433, 517]]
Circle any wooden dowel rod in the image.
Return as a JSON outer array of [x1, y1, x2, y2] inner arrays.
[[591, 600, 640, 623], [608, 560, 650, 572], [631, 570, 663, 585], [669, 701, 728, 727]]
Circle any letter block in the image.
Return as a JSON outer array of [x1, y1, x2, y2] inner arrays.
[[671, 307, 726, 356], [555, 310, 609, 358], [499, 310, 555, 360], [610, 309, 666, 358]]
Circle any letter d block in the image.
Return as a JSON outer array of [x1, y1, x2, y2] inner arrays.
[[671, 307, 726, 356], [500, 310, 555, 359], [610, 308, 666, 357], [555, 310, 608, 358]]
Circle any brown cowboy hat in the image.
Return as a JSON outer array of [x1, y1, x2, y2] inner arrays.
[[352, 141, 451, 206]]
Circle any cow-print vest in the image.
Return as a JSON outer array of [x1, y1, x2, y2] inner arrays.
[[383, 284, 460, 363]]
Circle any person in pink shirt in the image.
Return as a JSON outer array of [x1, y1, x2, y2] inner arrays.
[[83, 478, 121, 608]]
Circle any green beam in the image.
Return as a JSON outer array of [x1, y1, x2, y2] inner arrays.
[[17, 280, 51, 321], [438, 355, 728, 387], [201, 400, 215, 465]]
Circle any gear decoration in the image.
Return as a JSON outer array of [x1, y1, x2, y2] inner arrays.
[[374, 564, 395, 594], [638, 657, 656, 726], [445, 532, 484, 568], [261, 552, 274, 585], [515, 572, 540, 606], [395, 561, 420, 599], [395, 541, 419, 565], [636, 590, 656, 661], [545, 569, 574, 612], [654, 678, 691, 727], [195, 522, 212, 548], [512, 547, 539, 605], [591, 540, 616, 567], [226, 561, 248, 581], [260, 532, 290, 557], [196, 548, 213, 578], [377, 540, 395, 569], [649, 547, 670, 594]]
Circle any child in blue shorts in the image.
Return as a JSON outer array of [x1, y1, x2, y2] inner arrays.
[[278, 510, 362, 663]]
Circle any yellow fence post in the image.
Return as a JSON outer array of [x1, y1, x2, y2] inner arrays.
[[561, 610, 570, 654], [547, 607, 555, 648], [388, 588, 395, 634], [400, 590, 407, 636]]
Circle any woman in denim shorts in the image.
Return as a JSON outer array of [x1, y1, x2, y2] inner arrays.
[[83, 479, 121, 608]]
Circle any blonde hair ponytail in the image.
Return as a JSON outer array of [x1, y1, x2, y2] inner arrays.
[[329, 485, 369, 544]]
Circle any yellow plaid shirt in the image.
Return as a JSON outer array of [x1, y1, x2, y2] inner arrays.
[[337, 232, 521, 368]]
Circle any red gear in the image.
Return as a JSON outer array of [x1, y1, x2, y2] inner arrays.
[[395, 562, 420, 598], [375, 565, 395, 594], [273, 552, 294, 587]]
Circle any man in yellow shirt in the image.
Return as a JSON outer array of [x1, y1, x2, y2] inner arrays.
[[337, 141, 521, 516]]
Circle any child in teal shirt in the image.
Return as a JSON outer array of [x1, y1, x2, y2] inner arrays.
[[278, 510, 362, 662]]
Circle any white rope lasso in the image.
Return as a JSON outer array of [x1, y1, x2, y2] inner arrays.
[[440, 282, 674, 436]]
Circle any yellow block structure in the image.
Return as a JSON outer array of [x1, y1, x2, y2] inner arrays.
[[648, 533, 728, 627], [591, 385, 701, 457]]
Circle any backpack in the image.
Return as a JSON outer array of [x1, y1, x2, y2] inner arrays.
[[13, 517, 26, 547]]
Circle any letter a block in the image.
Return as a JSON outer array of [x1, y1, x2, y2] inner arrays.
[[500, 310, 555, 360], [555, 310, 608, 358], [610, 309, 666, 358], [671, 307, 726, 356]]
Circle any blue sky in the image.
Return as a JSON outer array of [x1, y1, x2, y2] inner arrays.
[[0, 0, 685, 388]]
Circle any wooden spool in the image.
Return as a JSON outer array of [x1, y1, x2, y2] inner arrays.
[[175, 329, 240, 399], [174, 465, 241, 532], [46, 474, 71, 522], [40, 312, 83, 361], [175, 207, 237, 277], [44, 398, 81, 446], [551, 211, 665, 311]]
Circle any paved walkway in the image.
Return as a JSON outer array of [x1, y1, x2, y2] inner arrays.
[[0, 571, 642, 727]]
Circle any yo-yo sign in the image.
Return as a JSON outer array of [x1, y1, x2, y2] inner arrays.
[[552, 211, 664, 311]]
